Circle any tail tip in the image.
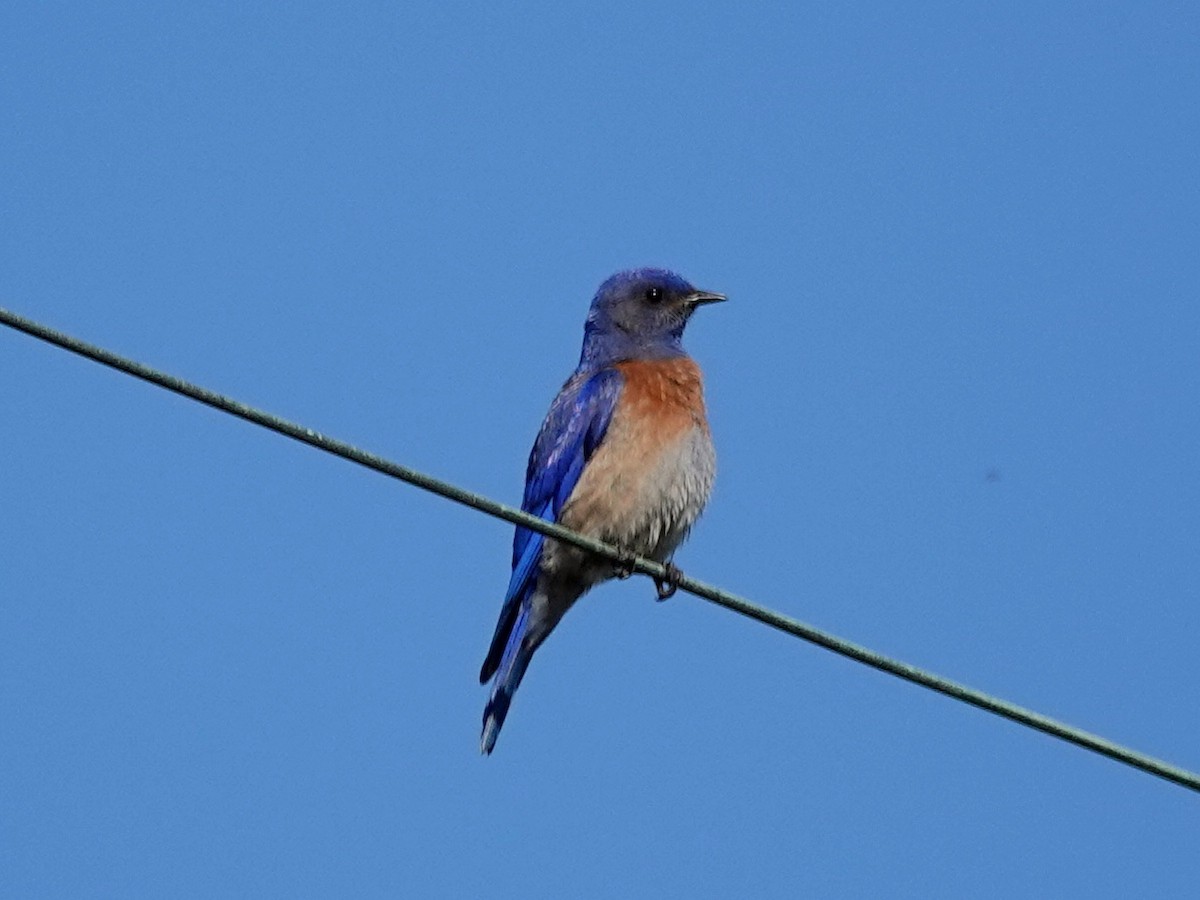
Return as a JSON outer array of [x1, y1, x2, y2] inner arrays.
[[480, 718, 499, 755], [480, 691, 512, 756]]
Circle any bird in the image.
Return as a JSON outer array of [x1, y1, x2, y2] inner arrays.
[[479, 267, 726, 754]]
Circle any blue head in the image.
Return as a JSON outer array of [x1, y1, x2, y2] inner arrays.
[[578, 268, 726, 369]]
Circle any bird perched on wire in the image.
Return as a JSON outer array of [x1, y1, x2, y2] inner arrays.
[[479, 267, 726, 754]]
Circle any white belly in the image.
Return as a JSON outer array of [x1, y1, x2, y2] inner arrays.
[[558, 419, 716, 564], [610, 424, 716, 560]]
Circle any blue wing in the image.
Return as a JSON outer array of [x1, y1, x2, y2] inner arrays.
[[478, 366, 622, 686]]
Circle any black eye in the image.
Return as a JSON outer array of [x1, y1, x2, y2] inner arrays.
[[645, 286, 663, 303]]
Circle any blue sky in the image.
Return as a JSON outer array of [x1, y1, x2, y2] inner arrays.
[[3, 2, 1199, 897]]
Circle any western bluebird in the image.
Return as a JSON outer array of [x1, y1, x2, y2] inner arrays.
[[479, 268, 726, 754]]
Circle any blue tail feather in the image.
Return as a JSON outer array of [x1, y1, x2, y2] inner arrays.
[[480, 601, 535, 754]]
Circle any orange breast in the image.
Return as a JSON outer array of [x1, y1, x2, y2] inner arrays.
[[613, 357, 709, 439]]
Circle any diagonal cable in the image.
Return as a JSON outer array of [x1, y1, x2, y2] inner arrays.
[[2, 305, 1197, 795]]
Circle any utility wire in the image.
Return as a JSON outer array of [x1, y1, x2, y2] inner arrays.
[[3, 305, 1198, 795]]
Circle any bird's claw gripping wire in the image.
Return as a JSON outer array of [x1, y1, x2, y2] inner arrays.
[[613, 550, 678, 600], [654, 562, 683, 601], [614, 549, 638, 580]]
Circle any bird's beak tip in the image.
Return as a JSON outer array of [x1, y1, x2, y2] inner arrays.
[[689, 290, 727, 307]]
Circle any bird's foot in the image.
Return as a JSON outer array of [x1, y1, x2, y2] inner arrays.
[[654, 563, 683, 601], [614, 549, 638, 580]]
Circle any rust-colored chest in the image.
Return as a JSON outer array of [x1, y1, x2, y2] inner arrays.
[[613, 357, 709, 434]]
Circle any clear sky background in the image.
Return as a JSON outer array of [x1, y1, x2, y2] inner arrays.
[[3, 2, 1198, 897]]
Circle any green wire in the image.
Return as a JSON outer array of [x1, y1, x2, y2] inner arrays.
[[3, 305, 1197, 795]]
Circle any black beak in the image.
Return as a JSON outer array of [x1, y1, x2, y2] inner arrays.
[[687, 290, 727, 307]]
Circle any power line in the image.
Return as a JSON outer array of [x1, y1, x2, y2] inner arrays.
[[2, 304, 1198, 795]]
